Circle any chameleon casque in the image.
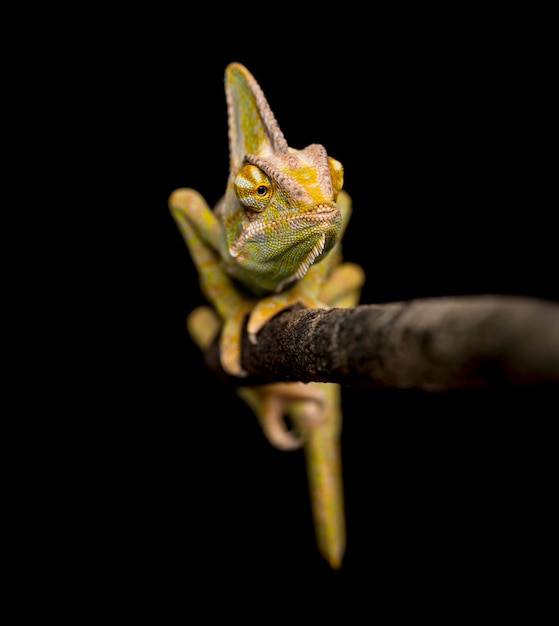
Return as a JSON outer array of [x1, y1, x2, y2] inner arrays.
[[169, 62, 364, 568]]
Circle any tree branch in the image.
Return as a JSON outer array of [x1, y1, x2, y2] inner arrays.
[[203, 295, 559, 390]]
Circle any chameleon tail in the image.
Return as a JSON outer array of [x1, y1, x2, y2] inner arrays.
[[237, 385, 304, 451], [291, 382, 345, 569], [241, 381, 346, 568]]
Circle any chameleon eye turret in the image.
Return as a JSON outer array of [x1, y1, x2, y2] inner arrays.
[[328, 157, 344, 200], [168, 62, 365, 569], [233, 164, 272, 213]]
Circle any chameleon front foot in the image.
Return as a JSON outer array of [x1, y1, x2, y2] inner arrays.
[[186, 304, 253, 378], [246, 292, 325, 344], [219, 308, 252, 377], [190, 302, 254, 378]]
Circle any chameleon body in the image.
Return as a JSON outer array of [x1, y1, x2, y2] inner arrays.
[[169, 62, 364, 568]]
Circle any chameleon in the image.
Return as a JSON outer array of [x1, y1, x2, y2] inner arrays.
[[168, 62, 364, 569]]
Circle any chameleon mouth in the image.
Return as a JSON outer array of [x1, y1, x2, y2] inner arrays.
[[229, 204, 340, 258]]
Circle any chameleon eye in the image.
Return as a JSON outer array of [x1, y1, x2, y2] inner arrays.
[[234, 164, 272, 212]]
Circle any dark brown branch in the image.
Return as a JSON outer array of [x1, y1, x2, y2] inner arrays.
[[204, 295, 559, 390]]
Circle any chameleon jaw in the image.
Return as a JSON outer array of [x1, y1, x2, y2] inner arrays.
[[226, 205, 340, 294], [228, 204, 340, 258], [274, 233, 326, 292]]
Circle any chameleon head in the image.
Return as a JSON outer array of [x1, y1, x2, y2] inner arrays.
[[221, 143, 344, 293], [220, 62, 345, 294]]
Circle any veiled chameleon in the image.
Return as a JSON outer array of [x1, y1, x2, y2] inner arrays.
[[169, 62, 364, 568]]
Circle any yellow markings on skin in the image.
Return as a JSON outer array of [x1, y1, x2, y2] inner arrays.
[[288, 163, 323, 204]]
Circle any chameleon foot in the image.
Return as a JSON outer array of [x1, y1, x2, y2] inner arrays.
[[219, 304, 255, 377], [187, 303, 254, 378], [246, 292, 325, 344]]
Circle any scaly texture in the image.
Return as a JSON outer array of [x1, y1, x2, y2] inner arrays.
[[168, 62, 364, 568]]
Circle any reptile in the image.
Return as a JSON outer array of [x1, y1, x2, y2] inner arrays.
[[168, 62, 364, 568]]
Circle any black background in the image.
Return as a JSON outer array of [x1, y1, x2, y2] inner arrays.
[[55, 12, 557, 617]]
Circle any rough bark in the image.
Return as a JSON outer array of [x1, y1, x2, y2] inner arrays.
[[203, 295, 559, 390]]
